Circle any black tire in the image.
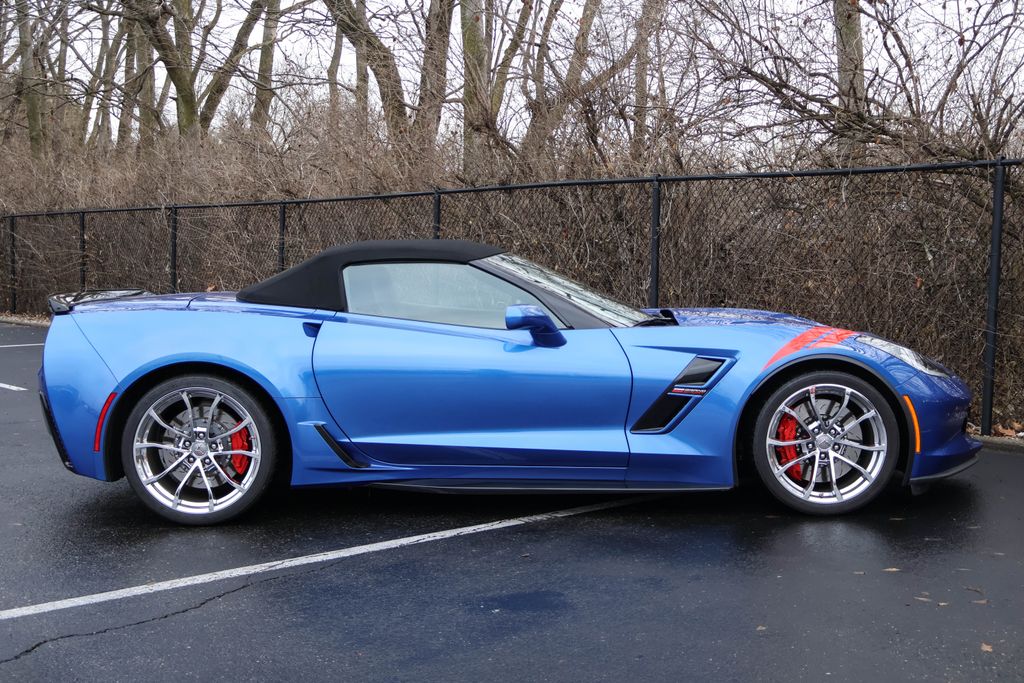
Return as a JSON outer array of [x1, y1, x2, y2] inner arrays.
[[121, 374, 278, 525], [751, 370, 900, 515]]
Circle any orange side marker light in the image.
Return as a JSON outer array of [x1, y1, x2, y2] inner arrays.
[[902, 395, 921, 454]]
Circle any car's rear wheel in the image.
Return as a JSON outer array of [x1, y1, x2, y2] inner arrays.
[[121, 375, 277, 525], [752, 371, 900, 515]]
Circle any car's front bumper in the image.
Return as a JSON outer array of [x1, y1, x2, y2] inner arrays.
[[898, 369, 983, 483]]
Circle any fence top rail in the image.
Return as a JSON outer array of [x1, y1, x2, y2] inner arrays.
[[3, 158, 1020, 220]]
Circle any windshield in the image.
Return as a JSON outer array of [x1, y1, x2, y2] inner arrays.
[[483, 253, 655, 327]]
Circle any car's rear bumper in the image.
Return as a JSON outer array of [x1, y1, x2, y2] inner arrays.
[[38, 368, 75, 473]]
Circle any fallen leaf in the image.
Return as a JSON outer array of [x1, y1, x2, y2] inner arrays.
[[981, 643, 993, 653], [993, 425, 1016, 437], [756, 625, 767, 632], [965, 586, 985, 595], [883, 567, 901, 572]]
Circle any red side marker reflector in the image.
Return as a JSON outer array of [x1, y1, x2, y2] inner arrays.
[[94, 393, 118, 452]]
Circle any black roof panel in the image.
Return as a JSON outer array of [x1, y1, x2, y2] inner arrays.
[[237, 239, 504, 310]]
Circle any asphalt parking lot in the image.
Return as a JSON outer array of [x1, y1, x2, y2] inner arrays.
[[1, 321, 1022, 681]]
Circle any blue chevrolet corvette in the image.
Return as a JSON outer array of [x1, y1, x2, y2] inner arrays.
[[39, 239, 981, 524]]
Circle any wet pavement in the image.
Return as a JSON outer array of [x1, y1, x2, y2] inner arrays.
[[1, 322, 1021, 681]]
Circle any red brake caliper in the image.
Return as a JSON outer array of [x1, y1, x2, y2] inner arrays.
[[775, 414, 803, 482], [230, 423, 252, 476]]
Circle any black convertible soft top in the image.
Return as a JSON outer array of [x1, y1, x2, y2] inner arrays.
[[236, 239, 504, 310]]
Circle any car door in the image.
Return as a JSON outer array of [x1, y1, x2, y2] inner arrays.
[[311, 260, 632, 471]]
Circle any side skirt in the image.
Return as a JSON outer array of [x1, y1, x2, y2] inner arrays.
[[368, 480, 733, 495]]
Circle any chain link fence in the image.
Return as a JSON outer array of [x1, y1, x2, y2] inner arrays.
[[1, 160, 1019, 431]]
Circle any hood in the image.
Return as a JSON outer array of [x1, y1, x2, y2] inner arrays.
[[644, 307, 821, 328]]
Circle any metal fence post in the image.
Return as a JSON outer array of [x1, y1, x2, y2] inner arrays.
[[7, 216, 15, 313], [432, 189, 441, 239], [648, 175, 662, 308], [278, 203, 287, 272], [78, 212, 87, 290], [169, 207, 179, 293], [981, 160, 1007, 435]]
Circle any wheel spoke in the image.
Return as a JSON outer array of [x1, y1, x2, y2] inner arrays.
[[206, 393, 223, 428], [806, 386, 825, 426], [216, 449, 260, 463], [180, 391, 197, 433], [216, 417, 252, 441], [836, 438, 885, 452], [834, 454, 875, 483], [837, 410, 877, 438], [208, 457, 245, 491], [802, 458, 821, 499], [828, 455, 844, 502], [134, 442, 187, 453], [830, 387, 851, 424], [142, 453, 191, 485], [773, 452, 814, 477], [780, 406, 803, 422], [147, 409, 190, 439], [768, 437, 814, 447], [172, 462, 199, 508], [196, 462, 217, 512]]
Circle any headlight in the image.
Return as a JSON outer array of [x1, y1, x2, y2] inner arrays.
[[856, 335, 949, 377]]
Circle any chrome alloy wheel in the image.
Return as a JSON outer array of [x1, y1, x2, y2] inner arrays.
[[132, 388, 262, 515], [764, 383, 887, 506]]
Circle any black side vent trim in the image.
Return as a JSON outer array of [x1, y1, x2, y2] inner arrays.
[[632, 396, 692, 433], [675, 357, 724, 386], [315, 424, 370, 469], [631, 356, 730, 434]]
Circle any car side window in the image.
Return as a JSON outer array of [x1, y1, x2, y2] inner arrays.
[[342, 262, 563, 329]]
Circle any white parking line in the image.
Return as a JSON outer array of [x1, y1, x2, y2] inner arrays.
[[0, 343, 43, 349], [0, 383, 27, 392], [0, 496, 650, 622]]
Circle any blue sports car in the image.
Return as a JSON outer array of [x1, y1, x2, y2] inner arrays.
[[39, 240, 981, 524]]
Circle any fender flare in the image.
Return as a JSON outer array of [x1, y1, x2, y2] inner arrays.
[[734, 353, 916, 486]]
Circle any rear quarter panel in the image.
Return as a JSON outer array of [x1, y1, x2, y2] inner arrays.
[[56, 302, 342, 483]]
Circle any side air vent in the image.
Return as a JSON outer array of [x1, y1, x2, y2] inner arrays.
[[631, 356, 728, 434], [632, 396, 692, 433], [675, 357, 724, 386]]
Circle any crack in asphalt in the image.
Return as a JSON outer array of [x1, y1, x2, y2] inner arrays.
[[0, 584, 253, 666], [0, 558, 346, 666]]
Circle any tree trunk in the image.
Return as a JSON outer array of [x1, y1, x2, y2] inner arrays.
[[135, 23, 158, 148], [199, 0, 266, 132], [412, 0, 453, 160], [354, 0, 368, 133], [117, 23, 138, 150], [326, 23, 343, 120], [251, 0, 280, 136], [460, 0, 488, 176], [833, 0, 867, 163], [15, 0, 43, 157]]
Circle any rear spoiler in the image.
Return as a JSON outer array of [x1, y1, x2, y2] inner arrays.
[[48, 289, 153, 314]]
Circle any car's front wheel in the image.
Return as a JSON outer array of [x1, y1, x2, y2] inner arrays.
[[121, 374, 277, 525], [752, 371, 900, 515]]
